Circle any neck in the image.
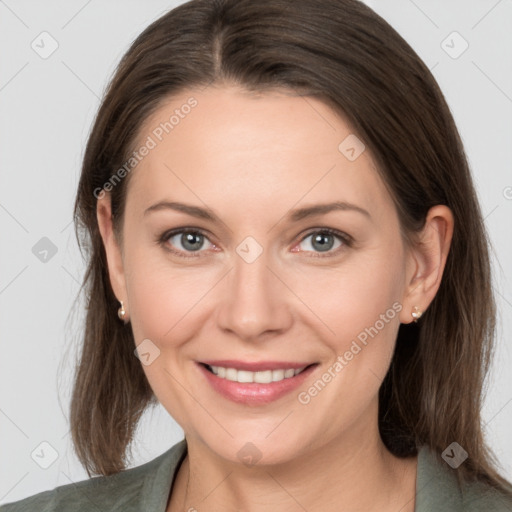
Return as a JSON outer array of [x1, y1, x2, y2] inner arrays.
[[168, 400, 418, 512]]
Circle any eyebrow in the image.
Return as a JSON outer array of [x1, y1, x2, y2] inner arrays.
[[143, 200, 371, 222]]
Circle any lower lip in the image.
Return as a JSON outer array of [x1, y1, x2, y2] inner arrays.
[[197, 363, 318, 405]]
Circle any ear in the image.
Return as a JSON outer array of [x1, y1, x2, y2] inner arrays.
[[96, 191, 128, 315], [399, 204, 454, 324]]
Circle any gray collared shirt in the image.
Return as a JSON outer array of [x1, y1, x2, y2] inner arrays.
[[1, 439, 512, 511]]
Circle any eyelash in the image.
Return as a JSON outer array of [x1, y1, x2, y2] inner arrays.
[[157, 227, 353, 259]]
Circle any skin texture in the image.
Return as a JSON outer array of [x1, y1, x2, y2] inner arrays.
[[97, 84, 454, 512]]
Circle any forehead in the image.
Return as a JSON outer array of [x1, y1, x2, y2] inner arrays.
[[125, 85, 395, 224]]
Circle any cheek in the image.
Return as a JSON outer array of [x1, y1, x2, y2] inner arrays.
[[123, 247, 209, 428], [124, 237, 214, 340], [292, 250, 404, 429], [292, 243, 404, 345], [291, 248, 405, 416]]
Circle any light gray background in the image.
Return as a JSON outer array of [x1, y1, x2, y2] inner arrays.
[[1, 0, 511, 504]]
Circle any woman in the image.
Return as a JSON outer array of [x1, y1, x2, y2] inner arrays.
[[2, 0, 511, 510]]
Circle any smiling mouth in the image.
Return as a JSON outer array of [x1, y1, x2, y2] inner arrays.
[[201, 363, 317, 384]]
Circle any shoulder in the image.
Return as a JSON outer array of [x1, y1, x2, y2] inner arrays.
[[0, 439, 187, 512], [415, 445, 512, 511], [460, 478, 512, 511]]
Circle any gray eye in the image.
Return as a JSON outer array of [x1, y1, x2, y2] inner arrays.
[[299, 232, 343, 253], [168, 231, 213, 252]]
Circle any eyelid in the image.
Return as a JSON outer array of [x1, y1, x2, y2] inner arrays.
[[158, 227, 217, 258], [157, 226, 353, 259], [295, 227, 353, 258]]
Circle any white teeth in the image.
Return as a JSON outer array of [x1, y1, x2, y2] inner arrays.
[[209, 365, 307, 383], [237, 370, 254, 383], [272, 369, 285, 381]]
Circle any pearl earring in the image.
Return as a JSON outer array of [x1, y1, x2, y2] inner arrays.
[[411, 306, 423, 322], [118, 300, 128, 324]]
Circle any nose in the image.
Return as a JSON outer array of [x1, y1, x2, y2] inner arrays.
[[215, 245, 293, 342]]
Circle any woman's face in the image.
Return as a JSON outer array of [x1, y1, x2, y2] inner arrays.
[[99, 84, 425, 465]]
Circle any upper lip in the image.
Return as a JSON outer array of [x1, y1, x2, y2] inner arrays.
[[199, 360, 317, 372]]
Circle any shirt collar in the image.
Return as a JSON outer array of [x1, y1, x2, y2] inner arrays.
[[414, 445, 464, 511], [140, 440, 467, 511]]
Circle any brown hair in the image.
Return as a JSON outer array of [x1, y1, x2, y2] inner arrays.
[[70, 0, 512, 498]]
